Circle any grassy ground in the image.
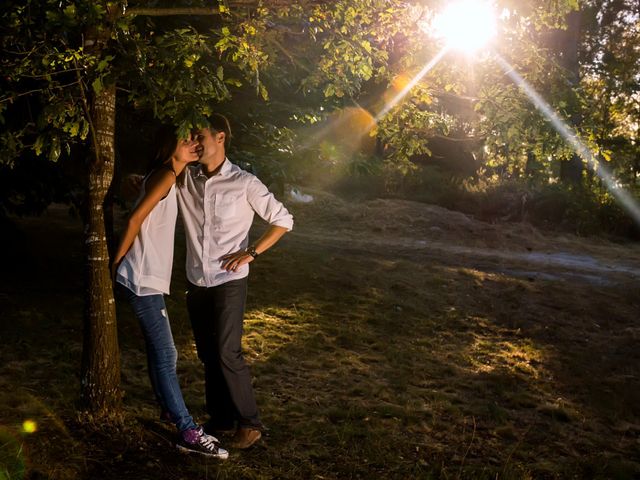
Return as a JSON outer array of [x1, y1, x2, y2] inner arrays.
[[1, 193, 639, 479]]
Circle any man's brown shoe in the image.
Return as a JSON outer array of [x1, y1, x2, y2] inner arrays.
[[230, 428, 262, 449]]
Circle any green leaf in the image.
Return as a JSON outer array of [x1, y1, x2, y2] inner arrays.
[[225, 78, 242, 87], [34, 135, 45, 156], [45, 11, 59, 22], [259, 84, 269, 101], [92, 78, 103, 95], [97, 59, 110, 72], [80, 120, 90, 140], [48, 137, 61, 162]]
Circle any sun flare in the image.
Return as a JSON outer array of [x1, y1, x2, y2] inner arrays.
[[433, 0, 497, 53]]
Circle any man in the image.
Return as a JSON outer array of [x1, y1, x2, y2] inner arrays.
[[177, 114, 293, 449]]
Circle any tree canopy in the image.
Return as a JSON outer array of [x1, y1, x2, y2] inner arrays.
[[3, 0, 638, 190]]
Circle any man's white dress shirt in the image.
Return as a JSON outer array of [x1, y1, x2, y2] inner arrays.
[[177, 159, 294, 287]]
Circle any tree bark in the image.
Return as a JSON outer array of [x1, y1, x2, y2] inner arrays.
[[80, 83, 121, 415], [558, 10, 584, 186], [524, 149, 535, 178]]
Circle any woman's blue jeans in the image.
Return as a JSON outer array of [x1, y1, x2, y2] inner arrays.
[[120, 286, 197, 433]]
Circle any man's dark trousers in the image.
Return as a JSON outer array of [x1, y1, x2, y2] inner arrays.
[[186, 277, 262, 429]]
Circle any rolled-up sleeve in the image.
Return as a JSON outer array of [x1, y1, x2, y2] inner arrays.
[[246, 176, 294, 231]]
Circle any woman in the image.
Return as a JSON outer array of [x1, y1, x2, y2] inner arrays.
[[112, 126, 228, 459]]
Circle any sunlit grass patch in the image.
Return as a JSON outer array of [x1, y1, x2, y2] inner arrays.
[[244, 307, 313, 358], [465, 337, 545, 379]]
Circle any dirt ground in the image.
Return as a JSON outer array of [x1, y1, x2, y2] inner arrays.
[[290, 190, 640, 285], [1, 191, 639, 479]]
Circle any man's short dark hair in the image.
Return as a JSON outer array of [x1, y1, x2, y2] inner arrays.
[[206, 113, 232, 149]]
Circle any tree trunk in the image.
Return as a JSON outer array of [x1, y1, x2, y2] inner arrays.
[[558, 10, 584, 186], [525, 149, 535, 178], [80, 83, 121, 415], [560, 154, 584, 186]]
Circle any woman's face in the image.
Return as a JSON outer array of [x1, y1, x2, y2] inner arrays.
[[173, 136, 200, 164]]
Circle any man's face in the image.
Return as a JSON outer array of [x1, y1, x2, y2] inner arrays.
[[195, 128, 225, 163]]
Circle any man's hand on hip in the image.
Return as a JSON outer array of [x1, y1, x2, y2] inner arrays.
[[220, 250, 254, 272]]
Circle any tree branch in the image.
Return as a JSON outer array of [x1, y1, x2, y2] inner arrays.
[[124, 1, 323, 17], [124, 7, 222, 17], [19, 68, 85, 79], [0, 80, 81, 104], [0, 89, 45, 103], [73, 58, 99, 162]]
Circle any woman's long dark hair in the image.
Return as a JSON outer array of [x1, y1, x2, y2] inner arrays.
[[146, 124, 179, 174]]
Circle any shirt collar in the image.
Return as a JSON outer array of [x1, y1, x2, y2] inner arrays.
[[219, 158, 232, 176], [194, 157, 232, 179]]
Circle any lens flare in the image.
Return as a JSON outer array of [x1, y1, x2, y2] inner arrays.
[[391, 74, 412, 92], [495, 53, 640, 226], [22, 419, 38, 433], [432, 0, 497, 53], [373, 46, 449, 125]]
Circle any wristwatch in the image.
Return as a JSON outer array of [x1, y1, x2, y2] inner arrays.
[[247, 246, 259, 258]]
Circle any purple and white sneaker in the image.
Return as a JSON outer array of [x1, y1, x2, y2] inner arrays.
[[176, 426, 229, 459]]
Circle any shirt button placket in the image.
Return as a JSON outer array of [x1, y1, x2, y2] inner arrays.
[[203, 179, 213, 284]]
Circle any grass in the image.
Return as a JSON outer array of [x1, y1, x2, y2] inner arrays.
[[1, 196, 639, 479]]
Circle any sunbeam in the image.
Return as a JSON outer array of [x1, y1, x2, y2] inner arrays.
[[372, 46, 450, 125], [494, 53, 640, 226]]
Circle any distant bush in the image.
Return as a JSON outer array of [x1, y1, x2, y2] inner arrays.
[[518, 184, 638, 238], [332, 162, 475, 208], [325, 160, 639, 239]]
